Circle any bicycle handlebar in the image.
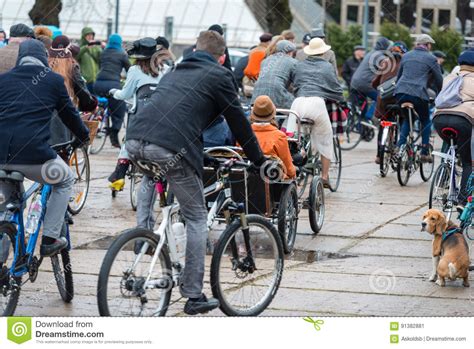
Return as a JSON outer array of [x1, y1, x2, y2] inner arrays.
[[50, 140, 75, 152]]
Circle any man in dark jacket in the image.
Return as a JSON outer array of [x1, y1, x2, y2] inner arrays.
[[395, 34, 443, 163], [0, 40, 89, 257], [342, 45, 365, 88], [126, 30, 265, 315]]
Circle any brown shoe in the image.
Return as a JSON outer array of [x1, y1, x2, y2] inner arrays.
[[322, 178, 330, 189]]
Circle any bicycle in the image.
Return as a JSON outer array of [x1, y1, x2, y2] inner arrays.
[[97, 156, 284, 316], [429, 128, 462, 221], [379, 106, 400, 177], [87, 97, 110, 155], [0, 141, 76, 316], [340, 94, 376, 151], [396, 103, 435, 186], [456, 174, 474, 272], [66, 145, 90, 215]]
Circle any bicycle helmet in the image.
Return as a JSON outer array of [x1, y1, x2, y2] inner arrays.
[[390, 41, 408, 55]]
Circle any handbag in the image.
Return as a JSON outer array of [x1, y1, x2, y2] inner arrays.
[[377, 77, 397, 100]]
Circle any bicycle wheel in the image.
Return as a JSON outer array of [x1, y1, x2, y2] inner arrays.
[[97, 228, 172, 316], [340, 111, 363, 151], [130, 170, 142, 212], [420, 144, 435, 182], [379, 128, 394, 178], [397, 145, 411, 186], [68, 146, 90, 215], [51, 248, 74, 303], [328, 137, 342, 192], [210, 214, 284, 316], [277, 184, 298, 254], [308, 176, 325, 234], [429, 163, 451, 211], [0, 223, 21, 316], [89, 112, 109, 155]]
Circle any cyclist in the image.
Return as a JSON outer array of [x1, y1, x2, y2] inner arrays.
[[125, 30, 265, 315], [93, 33, 130, 148], [0, 40, 89, 257], [107, 37, 174, 188], [287, 37, 344, 187], [433, 50, 474, 206], [372, 41, 408, 164], [394, 34, 443, 163], [350, 37, 391, 119], [0, 23, 35, 74]]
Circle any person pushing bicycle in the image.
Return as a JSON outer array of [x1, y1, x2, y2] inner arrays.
[[125, 30, 265, 315]]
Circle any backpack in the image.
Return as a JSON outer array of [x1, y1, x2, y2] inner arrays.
[[435, 73, 468, 109]]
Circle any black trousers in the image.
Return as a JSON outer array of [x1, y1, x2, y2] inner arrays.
[[433, 114, 472, 204], [93, 79, 126, 133]]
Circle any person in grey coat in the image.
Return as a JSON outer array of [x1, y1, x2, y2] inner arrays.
[[251, 40, 297, 108], [395, 34, 443, 163], [350, 37, 391, 103]]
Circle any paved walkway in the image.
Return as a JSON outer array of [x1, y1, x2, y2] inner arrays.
[[14, 137, 474, 316]]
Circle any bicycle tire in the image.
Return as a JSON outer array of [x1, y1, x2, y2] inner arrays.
[[0, 223, 22, 316], [328, 137, 342, 192], [68, 146, 90, 215], [397, 145, 410, 186], [210, 215, 284, 316], [379, 128, 392, 178], [97, 228, 172, 317], [429, 163, 451, 211], [340, 111, 363, 151], [420, 144, 435, 182], [308, 176, 325, 234], [89, 112, 109, 155], [277, 184, 298, 254], [51, 248, 74, 303], [130, 171, 142, 212]]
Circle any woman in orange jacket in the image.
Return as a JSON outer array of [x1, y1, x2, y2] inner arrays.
[[250, 95, 296, 179]]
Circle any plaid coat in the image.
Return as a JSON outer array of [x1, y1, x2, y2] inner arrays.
[[251, 53, 297, 108]]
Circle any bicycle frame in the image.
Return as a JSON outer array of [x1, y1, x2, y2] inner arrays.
[[432, 141, 458, 209]]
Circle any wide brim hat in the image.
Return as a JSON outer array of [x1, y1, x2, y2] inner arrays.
[[128, 37, 158, 59], [304, 38, 331, 56], [251, 95, 276, 122]]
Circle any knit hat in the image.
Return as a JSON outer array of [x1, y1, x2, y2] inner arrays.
[[10, 23, 35, 38], [208, 24, 224, 36], [416, 34, 435, 45], [276, 40, 296, 54], [155, 36, 170, 49], [304, 38, 331, 56], [302, 33, 311, 45], [259, 33, 272, 43], [458, 50, 474, 66], [251, 95, 276, 122], [107, 33, 123, 50], [310, 28, 325, 39], [48, 35, 72, 58]]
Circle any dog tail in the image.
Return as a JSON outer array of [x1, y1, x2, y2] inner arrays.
[[448, 262, 457, 280]]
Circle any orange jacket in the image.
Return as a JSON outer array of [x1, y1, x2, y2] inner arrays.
[[244, 45, 267, 80], [251, 123, 296, 179]]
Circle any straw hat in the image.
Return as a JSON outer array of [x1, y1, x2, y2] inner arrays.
[[304, 38, 331, 56], [251, 95, 276, 122]]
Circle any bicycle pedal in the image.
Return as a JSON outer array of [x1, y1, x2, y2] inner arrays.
[[109, 179, 125, 191]]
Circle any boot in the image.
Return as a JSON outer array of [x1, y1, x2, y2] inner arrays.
[[109, 130, 120, 148], [108, 161, 130, 183]]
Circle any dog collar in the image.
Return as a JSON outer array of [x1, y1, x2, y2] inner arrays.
[[442, 227, 461, 241]]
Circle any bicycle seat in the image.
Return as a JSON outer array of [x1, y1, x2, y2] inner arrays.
[[386, 104, 401, 111], [401, 102, 414, 109], [97, 97, 109, 106], [0, 170, 24, 182], [441, 127, 458, 140]]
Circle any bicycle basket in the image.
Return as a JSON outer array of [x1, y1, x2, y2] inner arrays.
[[81, 117, 99, 144]]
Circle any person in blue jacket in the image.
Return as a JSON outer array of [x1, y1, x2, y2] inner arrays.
[[0, 40, 89, 257]]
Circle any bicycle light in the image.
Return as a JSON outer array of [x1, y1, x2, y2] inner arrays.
[[468, 196, 472, 203]]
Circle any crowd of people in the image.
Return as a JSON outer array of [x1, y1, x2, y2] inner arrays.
[[0, 20, 473, 315]]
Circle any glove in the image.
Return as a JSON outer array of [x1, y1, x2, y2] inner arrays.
[[72, 137, 89, 149], [108, 88, 119, 97], [203, 153, 221, 168]]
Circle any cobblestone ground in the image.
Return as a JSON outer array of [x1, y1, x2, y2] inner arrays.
[[14, 136, 474, 316]]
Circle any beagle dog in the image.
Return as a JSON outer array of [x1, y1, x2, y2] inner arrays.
[[421, 209, 470, 287]]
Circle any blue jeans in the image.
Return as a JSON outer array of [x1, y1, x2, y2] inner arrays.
[[203, 117, 233, 147], [396, 94, 431, 154], [351, 89, 377, 120]]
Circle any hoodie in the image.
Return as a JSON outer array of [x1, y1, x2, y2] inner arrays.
[[350, 37, 391, 95], [76, 27, 101, 83], [0, 40, 89, 165], [106, 33, 123, 50]]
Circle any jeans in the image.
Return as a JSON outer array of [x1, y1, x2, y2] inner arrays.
[[433, 114, 472, 204], [126, 139, 208, 298], [93, 80, 126, 133], [1, 156, 74, 239], [203, 117, 233, 147], [396, 94, 431, 155]]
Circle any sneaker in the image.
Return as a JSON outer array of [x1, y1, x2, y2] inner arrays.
[[40, 237, 68, 257], [184, 294, 220, 315]]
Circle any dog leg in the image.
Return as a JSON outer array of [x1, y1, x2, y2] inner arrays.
[[436, 276, 446, 287], [429, 256, 440, 282], [463, 276, 470, 288]]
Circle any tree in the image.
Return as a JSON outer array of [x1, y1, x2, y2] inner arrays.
[[327, 23, 362, 67], [430, 26, 464, 72], [29, 0, 62, 27], [379, 21, 413, 48], [265, 0, 293, 34]]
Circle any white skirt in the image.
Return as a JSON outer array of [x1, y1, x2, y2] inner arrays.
[[289, 96, 334, 161]]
